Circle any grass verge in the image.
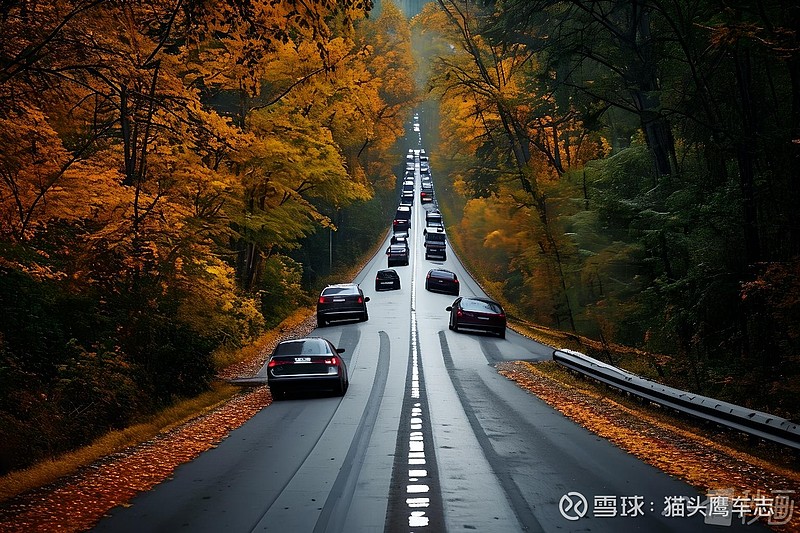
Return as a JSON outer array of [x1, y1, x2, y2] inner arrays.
[[0, 382, 239, 503]]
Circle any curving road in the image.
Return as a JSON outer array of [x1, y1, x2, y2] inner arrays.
[[94, 131, 759, 533]]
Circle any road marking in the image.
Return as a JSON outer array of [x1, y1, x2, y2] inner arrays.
[[385, 146, 443, 532], [404, 211, 433, 529]]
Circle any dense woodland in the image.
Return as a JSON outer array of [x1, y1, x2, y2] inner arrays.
[[1, 0, 798, 476], [0, 0, 417, 473], [416, 1, 799, 419]]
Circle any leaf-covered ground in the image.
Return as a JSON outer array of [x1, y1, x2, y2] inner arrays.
[[0, 315, 317, 533], [498, 361, 800, 532], [0, 326, 797, 532]]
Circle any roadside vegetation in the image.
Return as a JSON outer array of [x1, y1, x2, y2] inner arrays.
[[414, 0, 800, 421], [0, 0, 418, 475]]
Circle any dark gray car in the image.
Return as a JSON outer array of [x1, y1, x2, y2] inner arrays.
[[316, 284, 370, 327]]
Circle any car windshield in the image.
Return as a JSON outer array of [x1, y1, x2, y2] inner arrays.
[[274, 339, 333, 356], [461, 299, 502, 314]]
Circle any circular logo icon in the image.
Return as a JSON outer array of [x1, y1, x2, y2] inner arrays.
[[559, 492, 589, 521]]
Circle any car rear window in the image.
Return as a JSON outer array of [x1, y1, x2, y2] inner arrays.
[[322, 286, 358, 296], [377, 270, 397, 279], [274, 339, 332, 356], [461, 299, 502, 314], [431, 270, 454, 280]]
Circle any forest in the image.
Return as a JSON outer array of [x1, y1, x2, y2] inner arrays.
[[0, 0, 417, 473], [1, 0, 798, 476], [416, 0, 799, 422]]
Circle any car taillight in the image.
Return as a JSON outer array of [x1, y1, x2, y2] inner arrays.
[[456, 309, 463, 317], [426, 272, 431, 279], [324, 357, 338, 365], [454, 279, 459, 284], [357, 296, 364, 304], [319, 296, 327, 304], [268, 359, 290, 368]]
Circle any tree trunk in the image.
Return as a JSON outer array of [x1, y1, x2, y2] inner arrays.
[[733, 46, 762, 264]]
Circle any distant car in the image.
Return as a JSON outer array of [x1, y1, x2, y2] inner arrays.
[[393, 205, 412, 232], [267, 337, 348, 398], [420, 182, 433, 203], [386, 243, 410, 267], [424, 220, 444, 233], [401, 191, 414, 205], [447, 297, 506, 338], [391, 233, 409, 246], [426, 209, 442, 224], [426, 269, 459, 295], [317, 284, 370, 327], [402, 181, 415, 193], [375, 268, 401, 291], [424, 228, 446, 260]]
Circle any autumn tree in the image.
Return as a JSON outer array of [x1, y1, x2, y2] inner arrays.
[[0, 0, 403, 471]]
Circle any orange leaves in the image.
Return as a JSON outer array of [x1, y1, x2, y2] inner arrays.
[[0, 105, 71, 241]]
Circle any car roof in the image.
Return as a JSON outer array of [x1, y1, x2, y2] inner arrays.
[[429, 268, 455, 278], [396, 205, 411, 212]]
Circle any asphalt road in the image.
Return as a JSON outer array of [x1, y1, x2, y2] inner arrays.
[[94, 147, 760, 533]]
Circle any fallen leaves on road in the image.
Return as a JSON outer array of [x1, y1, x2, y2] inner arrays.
[[498, 360, 800, 532], [0, 315, 318, 532], [0, 387, 274, 532]]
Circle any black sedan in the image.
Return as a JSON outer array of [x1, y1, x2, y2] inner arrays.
[[425, 268, 459, 295], [267, 337, 348, 398], [447, 297, 506, 338], [316, 283, 369, 327], [375, 268, 401, 291], [386, 243, 410, 267]]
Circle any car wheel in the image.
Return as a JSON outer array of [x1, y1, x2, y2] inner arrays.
[[335, 377, 347, 396], [452, 319, 459, 332], [270, 386, 285, 401], [317, 317, 327, 327], [361, 311, 369, 322], [498, 329, 506, 339]]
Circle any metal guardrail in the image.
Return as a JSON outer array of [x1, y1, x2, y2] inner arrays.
[[553, 349, 800, 450]]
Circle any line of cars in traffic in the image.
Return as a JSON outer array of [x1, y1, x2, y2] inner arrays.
[[267, 136, 506, 398], [378, 147, 507, 339]]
